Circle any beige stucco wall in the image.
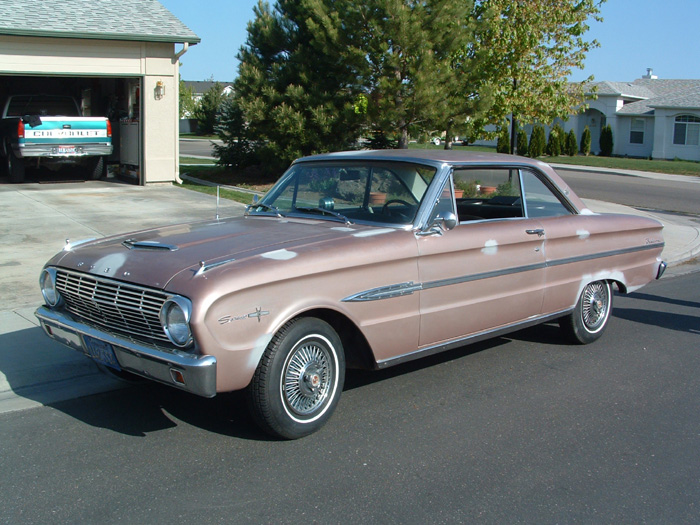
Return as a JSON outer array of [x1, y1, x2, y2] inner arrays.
[[0, 35, 180, 184]]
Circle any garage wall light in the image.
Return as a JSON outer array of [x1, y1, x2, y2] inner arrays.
[[155, 80, 165, 100]]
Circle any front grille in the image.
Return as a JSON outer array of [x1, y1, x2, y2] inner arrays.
[[55, 269, 171, 345]]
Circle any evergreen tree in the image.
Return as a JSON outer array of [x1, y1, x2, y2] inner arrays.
[[194, 81, 229, 136], [516, 128, 528, 156], [581, 125, 592, 155], [599, 124, 614, 156], [228, 0, 364, 172], [528, 124, 546, 158], [214, 97, 254, 169], [566, 128, 578, 156], [496, 125, 510, 153]]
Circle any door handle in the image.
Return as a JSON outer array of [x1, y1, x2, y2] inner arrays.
[[526, 229, 545, 237]]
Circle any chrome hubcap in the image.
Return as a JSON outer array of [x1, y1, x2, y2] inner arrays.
[[283, 341, 332, 416], [582, 282, 608, 330]]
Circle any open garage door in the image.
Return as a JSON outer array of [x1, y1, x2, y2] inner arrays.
[[0, 74, 142, 185]]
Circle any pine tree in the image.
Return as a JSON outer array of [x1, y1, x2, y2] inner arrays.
[[566, 129, 578, 156], [581, 125, 592, 156], [194, 81, 229, 136], [496, 125, 511, 153]]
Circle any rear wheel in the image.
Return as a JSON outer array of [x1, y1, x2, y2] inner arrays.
[[560, 280, 613, 344], [247, 317, 345, 439], [7, 146, 25, 183], [87, 156, 105, 180]]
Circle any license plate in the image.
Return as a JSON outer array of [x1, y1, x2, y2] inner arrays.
[[83, 336, 121, 371], [56, 146, 76, 154]]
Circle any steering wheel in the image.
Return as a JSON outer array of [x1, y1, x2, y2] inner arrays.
[[381, 199, 412, 214]]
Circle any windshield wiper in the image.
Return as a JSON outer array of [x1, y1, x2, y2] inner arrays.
[[246, 203, 285, 218], [294, 207, 353, 225]]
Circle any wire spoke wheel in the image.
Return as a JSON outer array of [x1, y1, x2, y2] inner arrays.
[[282, 340, 333, 416], [581, 281, 610, 331], [560, 280, 613, 344]]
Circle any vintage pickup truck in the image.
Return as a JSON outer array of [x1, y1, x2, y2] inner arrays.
[[1, 94, 113, 183]]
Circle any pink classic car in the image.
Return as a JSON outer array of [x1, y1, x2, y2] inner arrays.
[[36, 150, 666, 438]]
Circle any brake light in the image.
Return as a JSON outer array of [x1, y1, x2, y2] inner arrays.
[[17, 120, 25, 138], [106, 119, 112, 138]]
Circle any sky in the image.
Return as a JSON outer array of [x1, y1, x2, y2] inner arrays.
[[159, 0, 700, 83]]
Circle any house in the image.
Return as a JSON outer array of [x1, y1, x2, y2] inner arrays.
[[475, 70, 700, 162], [0, 0, 200, 185], [573, 70, 700, 160]]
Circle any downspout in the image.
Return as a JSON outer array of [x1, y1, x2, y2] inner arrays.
[[174, 42, 190, 184]]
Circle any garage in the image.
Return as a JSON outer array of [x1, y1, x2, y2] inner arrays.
[[0, 0, 200, 185]]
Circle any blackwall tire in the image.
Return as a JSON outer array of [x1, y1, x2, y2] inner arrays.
[[87, 156, 105, 180], [560, 280, 613, 344], [8, 147, 25, 183], [246, 317, 345, 439]]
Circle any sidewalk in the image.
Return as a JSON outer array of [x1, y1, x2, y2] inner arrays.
[[1, 181, 698, 416]]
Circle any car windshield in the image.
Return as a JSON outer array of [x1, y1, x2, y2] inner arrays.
[[249, 161, 437, 226]]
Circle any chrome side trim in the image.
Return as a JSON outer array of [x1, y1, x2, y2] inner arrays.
[[342, 281, 422, 302], [422, 262, 545, 291], [546, 242, 665, 268], [35, 306, 217, 398], [343, 243, 663, 302], [377, 309, 572, 368]]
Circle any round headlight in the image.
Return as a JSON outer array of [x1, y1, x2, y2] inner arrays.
[[160, 296, 193, 347], [40, 268, 62, 307]]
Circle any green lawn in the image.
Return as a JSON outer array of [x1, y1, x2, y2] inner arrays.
[[180, 156, 216, 165], [178, 179, 258, 205], [543, 154, 700, 176]]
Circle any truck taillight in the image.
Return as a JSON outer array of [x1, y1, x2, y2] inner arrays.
[[106, 119, 112, 138], [17, 120, 25, 138]]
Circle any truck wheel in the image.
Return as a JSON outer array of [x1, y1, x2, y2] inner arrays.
[[246, 317, 345, 439], [87, 156, 106, 180], [7, 147, 25, 183]]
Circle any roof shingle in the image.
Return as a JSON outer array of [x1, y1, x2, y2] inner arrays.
[[0, 0, 200, 44]]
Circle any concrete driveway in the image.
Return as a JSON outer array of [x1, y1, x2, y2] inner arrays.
[[1, 180, 245, 309]]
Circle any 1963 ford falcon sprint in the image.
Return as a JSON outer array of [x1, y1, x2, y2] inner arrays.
[[36, 150, 666, 438]]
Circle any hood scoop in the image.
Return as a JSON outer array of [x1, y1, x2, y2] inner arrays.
[[122, 239, 179, 251]]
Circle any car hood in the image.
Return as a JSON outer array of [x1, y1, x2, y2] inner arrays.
[[51, 216, 379, 290]]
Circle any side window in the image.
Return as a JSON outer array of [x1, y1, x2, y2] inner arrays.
[[520, 170, 572, 218], [452, 168, 523, 222]]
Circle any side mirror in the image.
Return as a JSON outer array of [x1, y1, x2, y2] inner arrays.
[[435, 211, 458, 231], [418, 211, 457, 236]]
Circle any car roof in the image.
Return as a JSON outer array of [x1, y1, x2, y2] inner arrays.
[[293, 149, 549, 170]]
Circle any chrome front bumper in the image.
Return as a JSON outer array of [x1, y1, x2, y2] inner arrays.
[[35, 306, 217, 398]]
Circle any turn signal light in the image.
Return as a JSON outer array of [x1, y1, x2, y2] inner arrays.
[[17, 120, 25, 138], [106, 119, 112, 138]]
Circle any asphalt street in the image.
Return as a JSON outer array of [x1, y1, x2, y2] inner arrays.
[[1, 273, 698, 523]]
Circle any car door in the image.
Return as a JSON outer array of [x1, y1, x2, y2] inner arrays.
[[416, 167, 546, 348]]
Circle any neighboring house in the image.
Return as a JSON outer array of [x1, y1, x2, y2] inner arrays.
[[183, 80, 234, 109], [475, 70, 700, 161], [573, 70, 700, 160]]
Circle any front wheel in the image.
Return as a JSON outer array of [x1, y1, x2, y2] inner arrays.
[[246, 317, 345, 439], [560, 280, 613, 344]]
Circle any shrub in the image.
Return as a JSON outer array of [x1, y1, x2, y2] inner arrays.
[[496, 126, 511, 154], [546, 129, 561, 156], [566, 129, 578, 156], [516, 128, 528, 156], [600, 124, 614, 156], [528, 124, 546, 158], [580, 126, 591, 156]]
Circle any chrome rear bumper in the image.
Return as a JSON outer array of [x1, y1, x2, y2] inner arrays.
[[35, 306, 217, 398]]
